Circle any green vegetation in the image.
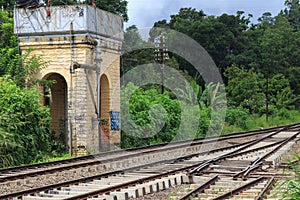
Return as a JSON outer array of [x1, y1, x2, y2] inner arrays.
[[0, 77, 50, 167], [0, 0, 128, 168], [272, 155, 300, 199], [222, 110, 300, 135], [121, 0, 300, 149], [45, 0, 128, 21]]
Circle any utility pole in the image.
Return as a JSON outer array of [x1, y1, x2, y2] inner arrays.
[[266, 65, 269, 123], [154, 33, 169, 94]]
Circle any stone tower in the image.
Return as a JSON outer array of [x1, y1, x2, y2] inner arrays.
[[14, 5, 123, 155]]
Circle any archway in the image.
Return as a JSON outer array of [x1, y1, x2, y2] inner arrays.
[[100, 74, 110, 149], [43, 73, 68, 149]]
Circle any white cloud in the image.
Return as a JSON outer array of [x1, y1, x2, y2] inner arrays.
[[125, 0, 286, 29]]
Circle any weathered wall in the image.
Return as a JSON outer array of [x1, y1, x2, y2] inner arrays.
[[15, 5, 123, 155]]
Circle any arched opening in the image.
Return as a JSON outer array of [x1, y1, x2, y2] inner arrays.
[[100, 74, 110, 149], [43, 73, 68, 151]]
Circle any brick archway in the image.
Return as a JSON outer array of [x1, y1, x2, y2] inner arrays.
[[43, 73, 68, 147]]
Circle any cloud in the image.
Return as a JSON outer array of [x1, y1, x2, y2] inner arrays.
[[125, 0, 286, 29]]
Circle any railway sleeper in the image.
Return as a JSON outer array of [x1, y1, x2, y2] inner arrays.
[[93, 174, 189, 200]]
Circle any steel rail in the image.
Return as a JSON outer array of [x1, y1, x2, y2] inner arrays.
[[0, 134, 247, 182], [0, 140, 252, 199], [1, 124, 298, 199], [0, 125, 277, 183], [178, 175, 219, 200], [1, 122, 297, 176], [234, 131, 300, 180], [189, 126, 293, 175], [255, 177, 275, 200], [211, 176, 267, 200]]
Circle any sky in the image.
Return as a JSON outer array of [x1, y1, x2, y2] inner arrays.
[[124, 0, 287, 29]]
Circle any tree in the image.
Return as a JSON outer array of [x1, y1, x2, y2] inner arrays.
[[123, 25, 144, 52], [258, 12, 275, 27], [0, 77, 50, 167], [121, 83, 182, 148], [44, 0, 128, 21], [0, 0, 14, 16], [284, 0, 300, 29], [121, 25, 154, 76], [0, 10, 19, 77], [225, 65, 265, 113], [268, 74, 297, 110], [259, 15, 299, 74], [225, 65, 297, 115], [92, 0, 128, 22], [153, 9, 253, 81]]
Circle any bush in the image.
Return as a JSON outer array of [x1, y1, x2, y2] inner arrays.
[[0, 77, 51, 167], [121, 85, 181, 148], [277, 108, 291, 119], [225, 106, 249, 129]]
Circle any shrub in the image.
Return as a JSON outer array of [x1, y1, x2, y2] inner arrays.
[[0, 77, 50, 167], [225, 106, 249, 129]]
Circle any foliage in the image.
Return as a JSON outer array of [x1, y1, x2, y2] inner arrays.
[[46, 0, 128, 21], [49, 119, 67, 155], [121, 81, 227, 148], [225, 65, 265, 113], [225, 106, 249, 129], [0, 77, 51, 167], [222, 109, 300, 135], [268, 74, 297, 110], [284, 0, 300, 29], [273, 155, 300, 199], [5, 49, 50, 88], [0, 10, 18, 76], [121, 83, 182, 148], [167, 9, 253, 76], [225, 65, 296, 114], [0, 10, 49, 88]]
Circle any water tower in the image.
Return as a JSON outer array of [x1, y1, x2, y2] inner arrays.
[[14, 3, 123, 155]]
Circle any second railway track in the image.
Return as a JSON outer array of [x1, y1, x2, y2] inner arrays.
[[1, 123, 299, 200]]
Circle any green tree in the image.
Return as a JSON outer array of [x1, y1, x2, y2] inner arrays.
[[284, 0, 300, 29], [153, 9, 253, 81], [226, 65, 297, 114], [0, 10, 18, 76], [225, 65, 265, 113], [0, 77, 50, 167], [121, 26, 154, 77], [121, 83, 182, 148], [268, 74, 297, 110], [47, 0, 128, 21]]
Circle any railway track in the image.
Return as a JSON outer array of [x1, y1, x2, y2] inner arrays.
[[1, 123, 299, 200], [0, 124, 296, 182]]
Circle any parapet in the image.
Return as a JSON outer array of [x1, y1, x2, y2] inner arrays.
[[14, 5, 124, 41]]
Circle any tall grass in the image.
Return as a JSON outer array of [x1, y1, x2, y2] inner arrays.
[[273, 155, 300, 199], [222, 110, 300, 135]]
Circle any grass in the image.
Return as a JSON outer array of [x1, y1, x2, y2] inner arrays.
[[222, 109, 300, 135], [31, 152, 72, 165], [272, 156, 300, 199]]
